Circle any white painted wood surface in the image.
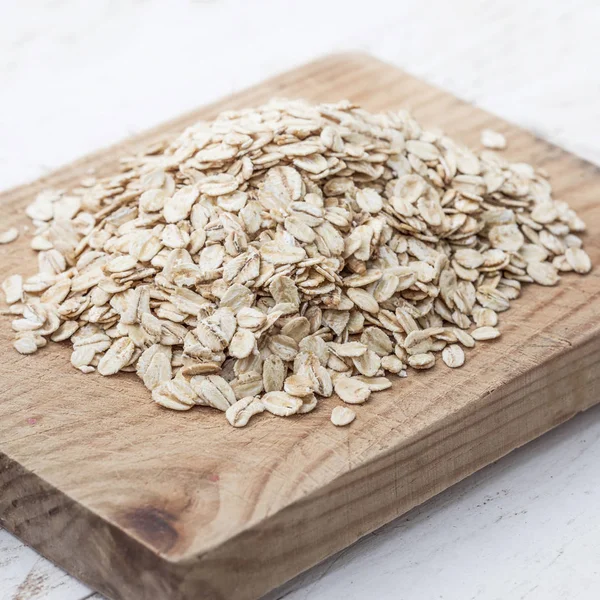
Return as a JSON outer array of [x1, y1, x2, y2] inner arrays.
[[1, 1, 599, 598]]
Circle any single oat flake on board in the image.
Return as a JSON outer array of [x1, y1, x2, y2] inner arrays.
[[0, 99, 592, 428], [480, 129, 507, 150], [0, 227, 19, 244]]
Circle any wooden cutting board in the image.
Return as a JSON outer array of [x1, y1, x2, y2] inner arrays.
[[1, 53, 599, 600]]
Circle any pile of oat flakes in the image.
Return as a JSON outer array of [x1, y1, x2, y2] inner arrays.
[[0, 100, 592, 427]]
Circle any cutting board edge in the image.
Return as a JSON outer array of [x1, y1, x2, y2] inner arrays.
[[0, 452, 183, 598], [2, 329, 598, 600]]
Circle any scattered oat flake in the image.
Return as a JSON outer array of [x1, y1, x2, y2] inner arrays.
[[442, 344, 465, 368], [331, 406, 356, 427], [471, 326, 501, 341], [226, 396, 265, 427], [526, 261, 560, 286], [334, 376, 371, 405], [0, 228, 19, 244], [262, 391, 303, 416], [407, 353, 435, 369], [14, 334, 38, 355], [565, 247, 592, 274], [481, 129, 507, 150], [2, 274, 23, 305]]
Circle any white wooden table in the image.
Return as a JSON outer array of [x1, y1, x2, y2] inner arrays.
[[1, 1, 599, 598]]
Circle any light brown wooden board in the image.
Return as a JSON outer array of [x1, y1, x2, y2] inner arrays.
[[1, 53, 599, 600]]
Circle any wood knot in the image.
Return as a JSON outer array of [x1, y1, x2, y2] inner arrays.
[[121, 506, 179, 553]]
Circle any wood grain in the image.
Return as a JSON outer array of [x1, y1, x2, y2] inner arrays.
[[0, 53, 599, 600]]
